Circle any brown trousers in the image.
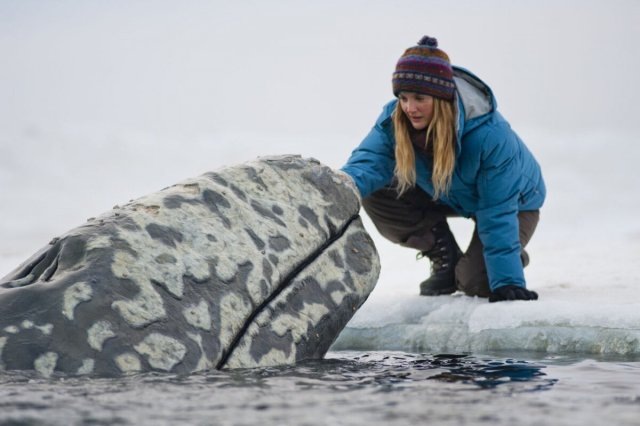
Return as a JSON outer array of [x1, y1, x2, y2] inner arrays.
[[362, 185, 539, 297]]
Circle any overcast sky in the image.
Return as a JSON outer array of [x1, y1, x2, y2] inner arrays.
[[1, 0, 639, 141]]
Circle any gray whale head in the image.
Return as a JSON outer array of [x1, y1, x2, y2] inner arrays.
[[0, 155, 379, 377]]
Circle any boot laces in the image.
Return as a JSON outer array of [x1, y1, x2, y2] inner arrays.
[[418, 237, 450, 273]]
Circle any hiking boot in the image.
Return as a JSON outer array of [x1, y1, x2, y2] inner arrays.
[[418, 222, 463, 296]]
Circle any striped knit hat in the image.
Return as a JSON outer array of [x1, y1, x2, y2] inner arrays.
[[392, 36, 455, 101]]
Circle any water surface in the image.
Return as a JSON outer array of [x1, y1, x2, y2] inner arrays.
[[1, 351, 639, 426]]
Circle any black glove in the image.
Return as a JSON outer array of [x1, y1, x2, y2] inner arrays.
[[489, 285, 538, 303]]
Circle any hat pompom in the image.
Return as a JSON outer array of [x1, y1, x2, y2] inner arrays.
[[417, 36, 438, 48]]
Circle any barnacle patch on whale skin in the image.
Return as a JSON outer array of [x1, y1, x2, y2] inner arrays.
[[225, 347, 293, 369], [134, 333, 187, 372], [111, 280, 166, 327], [258, 348, 294, 367], [155, 253, 177, 264], [87, 321, 116, 351], [7, 320, 60, 337], [115, 353, 142, 374], [77, 359, 95, 375], [86, 235, 112, 251], [183, 300, 212, 331], [131, 204, 161, 216], [35, 324, 53, 335], [34, 352, 58, 378], [181, 183, 201, 195], [62, 282, 93, 320], [111, 251, 167, 327]]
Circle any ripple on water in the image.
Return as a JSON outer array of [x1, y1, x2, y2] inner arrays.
[[0, 351, 638, 426]]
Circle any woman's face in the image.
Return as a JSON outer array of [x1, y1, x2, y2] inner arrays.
[[399, 92, 434, 130]]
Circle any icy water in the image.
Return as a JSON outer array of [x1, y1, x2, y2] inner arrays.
[[1, 351, 638, 426]]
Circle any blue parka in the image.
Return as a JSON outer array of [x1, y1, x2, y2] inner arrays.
[[341, 67, 546, 291]]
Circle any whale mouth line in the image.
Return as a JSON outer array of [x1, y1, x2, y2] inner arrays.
[[216, 213, 361, 369]]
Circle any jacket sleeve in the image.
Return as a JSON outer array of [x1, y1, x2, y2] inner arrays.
[[340, 104, 396, 198], [475, 128, 526, 291]]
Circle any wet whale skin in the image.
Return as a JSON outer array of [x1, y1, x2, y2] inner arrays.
[[0, 156, 380, 377]]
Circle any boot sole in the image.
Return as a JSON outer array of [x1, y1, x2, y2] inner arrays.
[[419, 286, 457, 296]]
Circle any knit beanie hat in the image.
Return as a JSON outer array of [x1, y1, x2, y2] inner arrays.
[[392, 36, 455, 101]]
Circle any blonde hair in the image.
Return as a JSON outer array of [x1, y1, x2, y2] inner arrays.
[[393, 98, 456, 199]]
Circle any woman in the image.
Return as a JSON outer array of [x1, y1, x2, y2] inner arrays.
[[341, 36, 545, 302]]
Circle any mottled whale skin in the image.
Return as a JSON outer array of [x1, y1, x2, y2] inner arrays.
[[0, 156, 379, 377]]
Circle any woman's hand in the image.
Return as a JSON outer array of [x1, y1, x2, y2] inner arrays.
[[489, 285, 538, 302], [333, 170, 362, 203]]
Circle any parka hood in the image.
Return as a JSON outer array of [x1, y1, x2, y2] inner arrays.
[[453, 66, 496, 141]]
